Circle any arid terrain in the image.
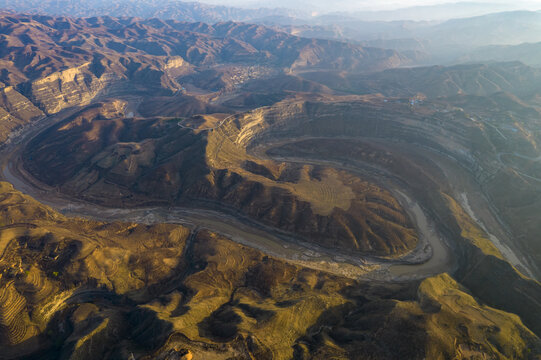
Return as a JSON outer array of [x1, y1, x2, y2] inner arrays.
[[0, 10, 541, 360]]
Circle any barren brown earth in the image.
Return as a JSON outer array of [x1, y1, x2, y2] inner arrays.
[[18, 92, 541, 343], [23, 101, 418, 257], [0, 182, 540, 359], [0, 12, 409, 150], [1, 9, 541, 360]]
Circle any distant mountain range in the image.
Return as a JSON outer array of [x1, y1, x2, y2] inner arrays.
[[279, 11, 541, 65], [0, 13, 407, 88], [0, 0, 306, 23], [460, 41, 541, 67], [188, 0, 541, 21], [2, 0, 541, 67], [298, 61, 541, 100], [336, 1, 539, 21]]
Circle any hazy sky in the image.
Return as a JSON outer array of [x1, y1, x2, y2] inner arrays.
[[195, 0, 541, 13]]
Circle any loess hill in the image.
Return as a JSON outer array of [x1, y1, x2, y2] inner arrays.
[[0, 182, 540, 359], [22, 60, 541, 272], [2, 9, 541, 360], [0, 13, 408, 143], [23, 100, 418, 257], [298, 61, 541, 278]]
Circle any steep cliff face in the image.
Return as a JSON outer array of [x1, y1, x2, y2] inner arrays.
[[26, 63, 119, 115], [0, 14, 408, 89], [0, 86, 44, 143], [0, 13, 411, 130], [21, 58, 185, 115]]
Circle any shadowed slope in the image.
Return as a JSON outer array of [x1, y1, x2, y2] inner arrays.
[[0, 181, 539, 359], [24, 101, 418, 257]]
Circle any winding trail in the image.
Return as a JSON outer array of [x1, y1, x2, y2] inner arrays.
[[177, 113, 237, 131], [496, 151, 541, 183]]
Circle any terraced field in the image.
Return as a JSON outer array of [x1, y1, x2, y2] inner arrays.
[[1, 9, 541, 359], [0, 281, 38, 346], [1, 93, 541, 360], [0, 181, 539, 359]]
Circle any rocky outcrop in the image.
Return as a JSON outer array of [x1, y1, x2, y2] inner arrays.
[[0, 12, 412, 143], [0, 86, 44, 143], [26, 64, 120, 115], [0, 14, 408, 89]]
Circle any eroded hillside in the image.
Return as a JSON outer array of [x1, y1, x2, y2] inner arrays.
[[1, 8, 541, 360], [0, 12, 409, 148], [23, 101, 418, 257], [0, 182, 540, 359]]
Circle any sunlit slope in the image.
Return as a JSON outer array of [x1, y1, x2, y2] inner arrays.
[[24, 101, 418, 257], [0, 181, 540, 359]]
